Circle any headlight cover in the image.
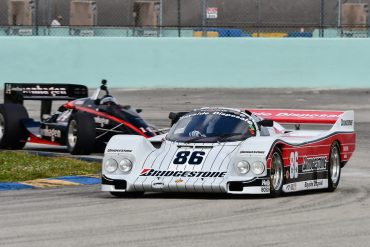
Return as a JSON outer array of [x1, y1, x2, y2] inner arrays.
[[236, 160, 250, 174], [118, 158, 133, 173], [251, 161, 265, 175], [104, 158, 118, 173]]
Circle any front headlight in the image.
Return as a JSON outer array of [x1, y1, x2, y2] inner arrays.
[[236, 160, 250, 174], [251, 161, 265, 175], [104, 158, 118, 173], [118, 158, 133, 173]]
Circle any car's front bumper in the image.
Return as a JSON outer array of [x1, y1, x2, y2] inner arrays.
[[102, 175, 271, 195]]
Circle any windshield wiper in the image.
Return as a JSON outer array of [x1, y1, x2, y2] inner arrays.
[[216, 133, 243, 142], [183, 136, 208, 143]]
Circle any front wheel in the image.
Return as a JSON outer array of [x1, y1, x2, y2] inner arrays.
[[67, 112, 96, 155], [270, 149, 284, 197], [327, 142, 341, 192]]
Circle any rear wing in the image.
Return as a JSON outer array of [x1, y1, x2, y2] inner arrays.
[[4, 83, 88, 103], [4, 83, 88, 119], [248, 109, 354, 131]]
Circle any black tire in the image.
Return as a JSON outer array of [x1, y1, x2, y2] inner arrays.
[[67, 112, 96, 155], [0, 103, 29, 149], [270, 149, 285, 197], [110, 192, 144, 198], [94, 141, 107, 153], [327, 142, 341, 192]]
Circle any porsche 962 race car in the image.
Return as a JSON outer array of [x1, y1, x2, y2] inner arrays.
[[0, 81, 158, 155], [102, 107, 355, 197]]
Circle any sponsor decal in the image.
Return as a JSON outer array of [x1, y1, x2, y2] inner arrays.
[[140, 169, 226, 178], [41, 126, 61, 142], [261, 180, 270, 186], [341, 119, 353, 126], [240, 150, 265, 154], [180, 110, 252, 123], [302, 156, 327, 172], [304, 180, 324, 189], [107, 149, 132, 153], [285, 183, 297, 191], [175, 179, 184, 184], [285, 170, 290, 180], [94, 116, 109, 127], [343, 146, 349, 152], [19, 85, 68, 97], [261, 180, 270, 192], [254, 112, 341, 118], [276, 113, 340, 118]]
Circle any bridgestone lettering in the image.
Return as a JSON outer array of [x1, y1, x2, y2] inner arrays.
[[140, 169, 227, 178], [302, 156, 327, 172]]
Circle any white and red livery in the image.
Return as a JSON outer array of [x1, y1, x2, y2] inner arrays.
[[101, 107, 355, 197]]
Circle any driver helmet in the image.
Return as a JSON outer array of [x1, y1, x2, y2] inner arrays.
[[100, 95, 117, 105]]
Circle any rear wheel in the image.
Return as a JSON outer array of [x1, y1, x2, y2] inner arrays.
[[67, 112, 95, 155], [327, 142, 341, 192], [0, 104, 29, 149], [110, 192, 144, 198], [270, 149, 284, 197]]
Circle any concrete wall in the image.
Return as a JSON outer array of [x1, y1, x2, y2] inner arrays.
[[0, 37, 369, 88]]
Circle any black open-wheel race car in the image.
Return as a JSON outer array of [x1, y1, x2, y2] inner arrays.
[[0, 80, 160, 155]]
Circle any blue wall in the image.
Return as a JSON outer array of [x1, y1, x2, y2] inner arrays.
[[0, 37, 369, 88]]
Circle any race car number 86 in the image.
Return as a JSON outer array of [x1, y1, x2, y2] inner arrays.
[[173, 151, 206, 165]]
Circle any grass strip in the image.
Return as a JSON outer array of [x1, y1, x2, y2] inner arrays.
[[0, 151, 101, 182]]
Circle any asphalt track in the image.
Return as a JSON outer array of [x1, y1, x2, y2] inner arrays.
[[1, 88, 370, 247]]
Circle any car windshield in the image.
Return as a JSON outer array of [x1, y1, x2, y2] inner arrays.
[[166, 109, 256, 143]]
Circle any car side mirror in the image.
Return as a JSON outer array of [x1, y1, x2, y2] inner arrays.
[[259, 119, 274, 127], [169, 111, 189, 126]]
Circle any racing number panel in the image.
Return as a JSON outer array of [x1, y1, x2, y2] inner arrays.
[[267, 132, 355, 188]]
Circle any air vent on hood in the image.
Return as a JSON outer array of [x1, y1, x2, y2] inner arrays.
[[177, 145, 213, 149]]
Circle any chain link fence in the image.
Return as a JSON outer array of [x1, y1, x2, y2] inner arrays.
[[0, 0, 369, 37]]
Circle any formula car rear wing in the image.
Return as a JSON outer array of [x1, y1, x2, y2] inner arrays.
[[248, 109, 354, 131], [4, 83, 88, 119]]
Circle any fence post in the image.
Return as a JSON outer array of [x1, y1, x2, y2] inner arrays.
[[320, 0, 324, 37], [202, 0, 207, 37], [159, 0, 163, 37], [256, 0, 260, 37], [178, 0, 181, 37], [337, 0, 342, 37]]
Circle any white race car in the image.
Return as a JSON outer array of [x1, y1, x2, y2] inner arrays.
[[101, 107, 355, 197]]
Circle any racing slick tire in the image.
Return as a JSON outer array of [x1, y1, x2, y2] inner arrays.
[[269, 148, 284, 197], [327, 142, 341, 192], [110, 192, 145, 198], [0, 103, 29, 149], [67, 112, 96, 155]]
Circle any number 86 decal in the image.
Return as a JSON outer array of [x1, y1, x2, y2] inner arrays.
[[173, 151, 206, 165], [290, 151, 299, 179]]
